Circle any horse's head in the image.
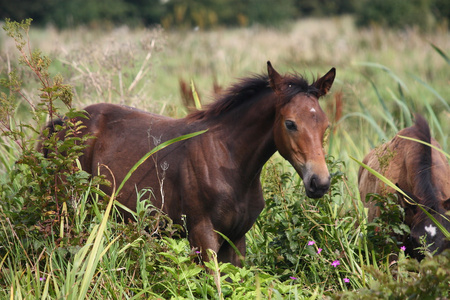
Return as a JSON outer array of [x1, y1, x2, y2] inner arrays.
[[267, 61, 335, 198]]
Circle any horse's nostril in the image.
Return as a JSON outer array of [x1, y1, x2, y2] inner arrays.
[[305, 174, 330, 198], [308, 175, 330, 192], [309, 176, 317, 192]]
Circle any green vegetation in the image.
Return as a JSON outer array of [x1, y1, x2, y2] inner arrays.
[[1, 17, 449, 298], [355, 0, 439, 30], [1, 0, 449, 30]]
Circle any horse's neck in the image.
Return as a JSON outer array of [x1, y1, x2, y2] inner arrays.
[[213, 96, 278, 182], [429, 144, 450, 202]]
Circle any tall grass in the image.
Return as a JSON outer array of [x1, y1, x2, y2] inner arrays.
[[1, 16, 449, 298]]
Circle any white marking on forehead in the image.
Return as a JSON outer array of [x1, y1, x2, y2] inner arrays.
[[424, 224, 437, 237], [310, 108, 316, 113]]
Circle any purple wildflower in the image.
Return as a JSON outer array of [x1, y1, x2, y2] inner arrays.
[[317, 248, 323, 254], [290, 276, 298, 280], [344, 278, 350, 283], [400, 246, 406, 251], [331, 260, 340, 267], [39, 277, 46, 281], [308, 241, 315, 246]]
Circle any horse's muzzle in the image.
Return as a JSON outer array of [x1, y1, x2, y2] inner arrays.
[[305, 174, 331, 198]]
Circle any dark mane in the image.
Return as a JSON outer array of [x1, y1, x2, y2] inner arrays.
[[187, 73, 312, 121], [280, 73, 320, 104], [409, 114, 436, 212]]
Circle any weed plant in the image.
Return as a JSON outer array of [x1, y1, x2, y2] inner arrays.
[[0, 18, 104, 253]]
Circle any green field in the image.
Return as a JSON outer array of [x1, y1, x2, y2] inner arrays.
[[0, 17, 449, 298]]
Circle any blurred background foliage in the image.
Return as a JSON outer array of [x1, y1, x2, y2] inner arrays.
[[1, 0, 449, 30]]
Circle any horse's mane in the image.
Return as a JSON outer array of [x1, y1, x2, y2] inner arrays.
[[186, 73, 312, 121], [408, 114, 437, 212]]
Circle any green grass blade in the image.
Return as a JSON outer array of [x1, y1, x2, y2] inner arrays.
[[430, 43, 450, 65], [387, 89, 412, 127], [214, 230, 245, 267], [340, 112, 387, 141], [357, 62, 409, 92], [367, 80, 396, 130], [411, 74, 450, 111], [78, 186, 117, 299], [397, 135, 449, 160]]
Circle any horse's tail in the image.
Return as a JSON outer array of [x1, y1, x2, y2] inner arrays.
[[37, 118, 65, 158], [413, 114, 431, 145], [411, 114, 435, 210], [412, 114, 432, 177]]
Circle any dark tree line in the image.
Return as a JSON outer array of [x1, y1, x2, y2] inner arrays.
[[0, 0, 448, 30]]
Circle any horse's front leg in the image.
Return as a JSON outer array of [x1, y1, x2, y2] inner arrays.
[[217, 236, 246, 267], [187, 218, 221, 263]]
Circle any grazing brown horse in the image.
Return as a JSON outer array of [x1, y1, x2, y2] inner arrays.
[[45, 62, 336, 266], [358, 115, 450, 257]]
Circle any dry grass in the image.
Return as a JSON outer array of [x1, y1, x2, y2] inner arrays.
[[2, 16, 448, 106]]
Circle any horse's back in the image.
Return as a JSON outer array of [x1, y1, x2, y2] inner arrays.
[[78, 103, 185, 211], [358, 116, 450, 221], [83, 103, 172, 125]]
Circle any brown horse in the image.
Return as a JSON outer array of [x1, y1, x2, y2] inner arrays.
[[358, 115, 450, 257], [45, 62, 335, 266]]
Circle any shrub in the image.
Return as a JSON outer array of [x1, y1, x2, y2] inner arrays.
[[0, 18, 104, 264], [355, 0, 435, 30], [248, 156, 362, 291], [365, 193, 411, 256], [337, 250, 450, 299]]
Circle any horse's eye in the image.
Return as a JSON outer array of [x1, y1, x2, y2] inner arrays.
[[285, 120, 297, 131]]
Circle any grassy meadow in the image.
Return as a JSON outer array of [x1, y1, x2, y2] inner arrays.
[[0, 16, 449, 298]]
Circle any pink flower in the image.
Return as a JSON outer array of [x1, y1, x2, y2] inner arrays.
[[317, 248, 322, 254], [290, 276, 298, 280], [331, 260, 340, 267], [344, 278, 350, 283], [308, 241, 315, 246], [400, 246, 406, 251]]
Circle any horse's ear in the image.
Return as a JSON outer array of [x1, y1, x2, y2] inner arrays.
[[313, 67, 336, 97], [267, 61, 283, 93]]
